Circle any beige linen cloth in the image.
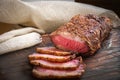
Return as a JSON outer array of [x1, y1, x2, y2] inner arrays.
[[0, 0, 120, 54]]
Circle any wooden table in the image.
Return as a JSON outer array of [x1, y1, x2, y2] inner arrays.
[[0, 28, 120, 80]]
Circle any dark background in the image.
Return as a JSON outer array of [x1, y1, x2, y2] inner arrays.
[[75, 0, 120, 17]]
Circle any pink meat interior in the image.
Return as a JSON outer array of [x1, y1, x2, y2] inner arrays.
[[51, 35, 89, 53]]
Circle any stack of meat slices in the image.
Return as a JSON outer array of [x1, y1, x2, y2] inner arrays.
[[28, 46, 86, 79]]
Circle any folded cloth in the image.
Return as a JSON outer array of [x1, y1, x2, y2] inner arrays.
[[0, 0, 120, 33], [0, 27, 42, 55]]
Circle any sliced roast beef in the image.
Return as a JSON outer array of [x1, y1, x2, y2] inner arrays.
[[30, 57, 81, 70], [36, 46, 71, 56], [51, 14, 112, 56], [28, 53, 75, 62], [32, 62, 85, 79]]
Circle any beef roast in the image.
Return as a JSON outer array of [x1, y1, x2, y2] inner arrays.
[[36, 46, 71, 56], [30, 57, 81, 70], [50, 14, 112, 56]]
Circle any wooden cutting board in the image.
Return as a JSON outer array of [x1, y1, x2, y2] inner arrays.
[[0, 29, 120, 80]]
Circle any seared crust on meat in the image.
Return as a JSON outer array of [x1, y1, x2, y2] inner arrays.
[[70, 14, 112, 55]]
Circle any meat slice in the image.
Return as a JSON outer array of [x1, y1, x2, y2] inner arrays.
[[30, 57, 81, 70], [32, 63, 85, 79], [36, 46, 71, 56], [28, 53, 75, 62], [51, 14, 112, 56]]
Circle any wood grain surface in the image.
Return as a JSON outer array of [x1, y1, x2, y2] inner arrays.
[[0, 29, 120, 80]]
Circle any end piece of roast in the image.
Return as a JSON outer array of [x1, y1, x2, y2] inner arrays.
[[50, 14, 112, 56]]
